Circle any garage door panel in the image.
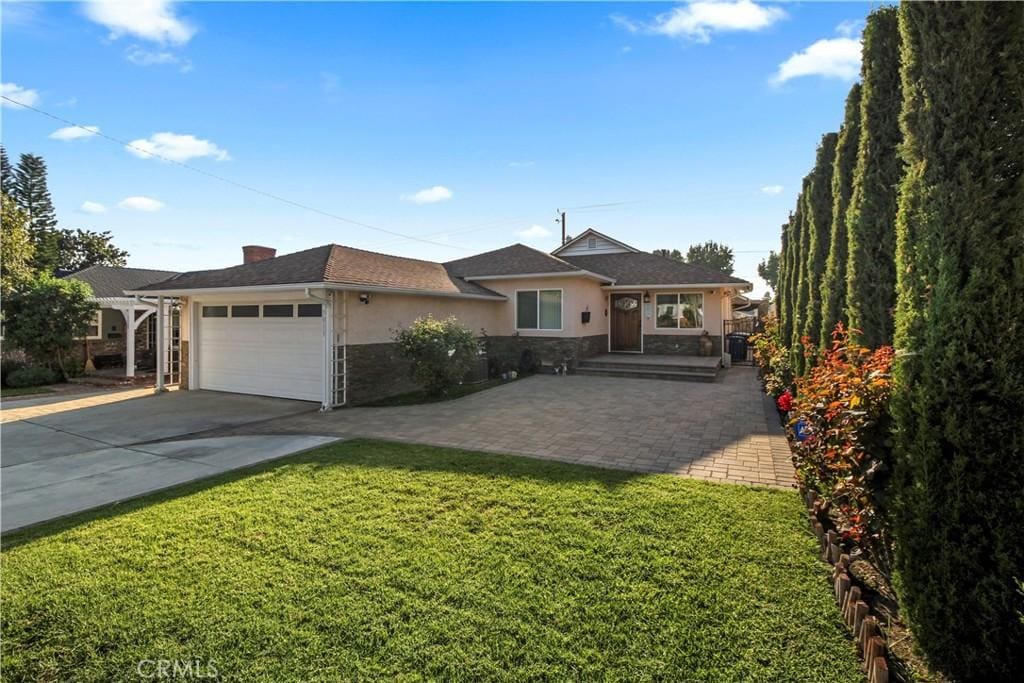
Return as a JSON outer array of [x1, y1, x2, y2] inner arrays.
[[197, 310, 323, 402]]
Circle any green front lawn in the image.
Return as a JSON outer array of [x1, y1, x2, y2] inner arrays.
[[2, 440, 861, 681]]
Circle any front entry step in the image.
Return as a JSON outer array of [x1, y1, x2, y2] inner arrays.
[[576, 354, 720, 382]]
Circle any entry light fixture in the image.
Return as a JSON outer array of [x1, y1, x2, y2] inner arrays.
[[359, 293, 371, 305], [643, 291, 651, 303]]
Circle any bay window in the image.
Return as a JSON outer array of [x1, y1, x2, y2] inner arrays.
[[516, 289, 562, 330], [655, 293, 703, 329]]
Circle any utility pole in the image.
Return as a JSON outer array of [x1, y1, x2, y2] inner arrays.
[[557, 209, 567, 244]]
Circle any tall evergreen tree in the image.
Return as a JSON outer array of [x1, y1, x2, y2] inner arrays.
[[14, 153, 60, 273], [684, 241, 734, 275], [819, 84, 862, 344], [844, 7, 902, 348], [891, 2, 1024, 680], [756, 250, 780, 295], [800, 132, 838, 347], [777, 214, 794, 344], [0, 145, 14, 197]]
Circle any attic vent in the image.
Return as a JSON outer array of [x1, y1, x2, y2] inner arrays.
[[587, 237, 597, 249]]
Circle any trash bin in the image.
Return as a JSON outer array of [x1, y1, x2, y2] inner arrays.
[[727, 333, 748, 363]]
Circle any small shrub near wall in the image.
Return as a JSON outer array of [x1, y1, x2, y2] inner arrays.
[[749, 316, 792, 398], [789, 323, 895, 574], [393, 316, 480, 397]]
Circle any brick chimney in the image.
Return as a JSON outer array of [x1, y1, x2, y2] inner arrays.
[[242, 245, 276, 264]]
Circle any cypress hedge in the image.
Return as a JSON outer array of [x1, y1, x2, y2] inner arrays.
[[818, 84, 862, 345], [891, 2, 1024, 680], [845, 7, 902, 349], [800, 132, 838, 348], [777, 214, 792, 344], [789, 181, 811, 371]]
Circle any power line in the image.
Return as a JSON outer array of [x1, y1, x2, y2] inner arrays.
[[1, 95, 470, 251]]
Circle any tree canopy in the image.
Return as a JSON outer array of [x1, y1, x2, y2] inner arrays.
[[685, 241, 734, 275]]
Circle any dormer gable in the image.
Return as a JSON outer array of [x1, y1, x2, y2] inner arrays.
[[551, 228, 639, 257]]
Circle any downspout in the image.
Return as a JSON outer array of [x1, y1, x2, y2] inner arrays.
[[305, 288, 335, 411]]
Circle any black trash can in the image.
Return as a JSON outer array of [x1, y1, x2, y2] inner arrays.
[[727, 333, 748, 363]]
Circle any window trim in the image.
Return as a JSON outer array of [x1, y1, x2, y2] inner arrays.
[[230, 304, 260, 318], [262, 304, 295, 318], [201, 305, 229, 318], [514, 288, 563, 332], [654, 292, 705, 330], [85, 309, 102, 340]]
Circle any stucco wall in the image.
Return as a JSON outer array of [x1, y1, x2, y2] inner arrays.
[[475, 276, 608, 338], [337, 291, 504, 345], [635, 287, 728, 338]]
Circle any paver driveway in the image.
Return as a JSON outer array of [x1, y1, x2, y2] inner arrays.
[[224, 366, 796, 488]]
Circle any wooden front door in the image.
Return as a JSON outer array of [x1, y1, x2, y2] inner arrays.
[[610, 293, 642, 352]]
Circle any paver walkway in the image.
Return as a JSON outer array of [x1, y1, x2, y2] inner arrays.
[[216, 366, 796, 488]]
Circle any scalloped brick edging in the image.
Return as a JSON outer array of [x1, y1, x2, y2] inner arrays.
[[804, 489, 891, 683]]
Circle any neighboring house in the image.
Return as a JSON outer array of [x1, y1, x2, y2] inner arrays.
[[130, 230, 752, 408], [62, 266, 180, 376]]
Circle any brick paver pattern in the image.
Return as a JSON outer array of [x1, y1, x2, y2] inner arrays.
[[234, 366, 795, 489]]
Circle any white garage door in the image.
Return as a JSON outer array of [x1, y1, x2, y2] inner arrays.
[[197, 302, 323, 402]]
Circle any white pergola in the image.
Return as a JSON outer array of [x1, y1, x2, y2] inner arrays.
[[89, 296, 171, 384]]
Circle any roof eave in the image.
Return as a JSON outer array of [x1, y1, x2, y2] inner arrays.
[[602, 282, 753, 291], [126, 281, 508, 301], [463, 270, 614, 283]]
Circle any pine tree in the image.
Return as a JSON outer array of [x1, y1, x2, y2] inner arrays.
[[0, 145, 14, 197], [14, 153, 60, 273], [801, 132, 838, 348], [819, 84, 862, 344], [891, 2, 1024, 680], [844, 7, 902, 348]]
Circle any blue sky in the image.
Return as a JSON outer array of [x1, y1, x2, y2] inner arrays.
[[2, 1, 872, 295]]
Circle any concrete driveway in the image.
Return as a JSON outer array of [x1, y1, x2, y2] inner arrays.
[[1, 390, 335, 533]]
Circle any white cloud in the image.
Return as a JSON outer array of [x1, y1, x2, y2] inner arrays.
[[80, 201, 108, 214], [125, 46, 193, 73], [517, 225, 551, 240], [401, 185, 453, 204], [83, 0, 195, 45], [1, 82, 40, 108], [835, 19, 864, 38], [613, 1, 785, 43], [127, 132, 230, 162], [118, 196, 165, 212], [760, 185, 784, 195], [50, 125, 101, 141], [771, 37, 862, 84]]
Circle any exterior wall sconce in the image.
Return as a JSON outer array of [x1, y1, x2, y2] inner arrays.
[[643, 291, 651, 303], [358, 293, 371, 304]]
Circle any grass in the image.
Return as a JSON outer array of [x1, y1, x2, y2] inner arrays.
[[0, 385, 56, 398], [1, 440, 862, 682], [359, 377, 508, 406]]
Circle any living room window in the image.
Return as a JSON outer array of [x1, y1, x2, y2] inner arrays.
[[85, 310, 102, 339], [655, 293, 703, 329], [516, 289, 562, 330]]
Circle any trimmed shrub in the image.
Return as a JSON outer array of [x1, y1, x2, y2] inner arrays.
[[890, 2, 1024, 679], [6, 365, 59, 388], [1, 358, 27, 387], [749, 316, 792, 398], [394, 316, 480, 396]]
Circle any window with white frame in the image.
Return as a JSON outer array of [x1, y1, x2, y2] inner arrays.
[[655, 293, 703, 329], [516, 289, 562, 330], [85, 310, 102, 339]]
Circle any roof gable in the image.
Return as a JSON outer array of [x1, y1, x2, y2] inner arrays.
[[551, 228, 639, 257]]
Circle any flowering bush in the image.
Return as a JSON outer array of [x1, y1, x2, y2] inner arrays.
[[393, 316, 480, 396], [749, 316, 792, 397], [789, 323, 895, 572], [776, 389, 793, 412]]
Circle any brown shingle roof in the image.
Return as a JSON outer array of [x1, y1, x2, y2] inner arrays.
[[444, 244, 581, 278], [64, 265, 180, 298], [561, 252, 751, 286], [134, 244, 504, 298]]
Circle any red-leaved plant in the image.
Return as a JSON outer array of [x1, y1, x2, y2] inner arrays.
[[789, 323, 895, 575]]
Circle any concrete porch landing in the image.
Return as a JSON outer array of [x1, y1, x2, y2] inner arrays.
[[577, 354, 721, 382]]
